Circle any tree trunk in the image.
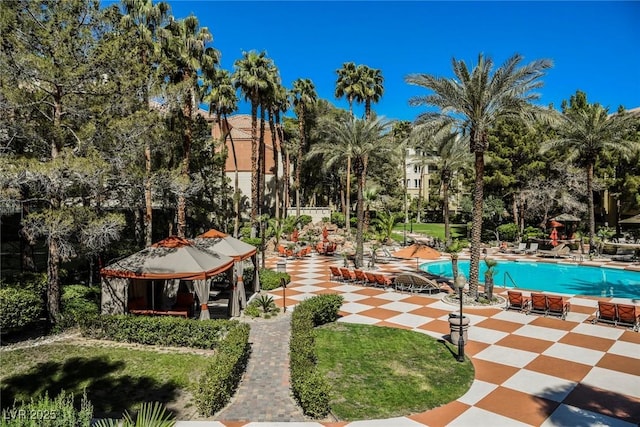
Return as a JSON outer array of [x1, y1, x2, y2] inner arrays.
[[443, 177, 451, 246], [177, 90, 193, 238], [47, 238, 60, 323], [259, 105, 266, 221], [587, 162, 595, 248], [403, 149, 408, 245], [284, 149, 290, 217], [270, 110, 279, 220], [224, 116, 240, 237], [345, 155, 351, 232], [355, 159, 367, 268], [250, 100, 258, 237], [469, 150, 485, 299], [144, 142, 152, 246], [296, 109, 305, 218]]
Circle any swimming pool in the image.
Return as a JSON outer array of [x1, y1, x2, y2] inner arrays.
[[422, 260, 640, 299]]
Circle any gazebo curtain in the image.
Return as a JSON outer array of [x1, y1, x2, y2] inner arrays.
[[100, 277, 128, 315], [162, 279, 180, 310], [193, 279, 210, 320]]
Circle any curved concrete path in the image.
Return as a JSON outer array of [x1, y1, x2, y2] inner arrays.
[[213, 313, 306, 423]]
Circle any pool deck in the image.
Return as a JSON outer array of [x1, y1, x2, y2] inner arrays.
[[182, 251, 640, 426]]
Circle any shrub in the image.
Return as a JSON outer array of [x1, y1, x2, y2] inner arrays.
[[194, 323, 250, 415], [496, 223, 519, 242], [58, 285, 100, 329], [523, 226, 544, 240], [79, 315, 239, 349], [289, 294, 344, 418], [330, 212, 345, 228], [298, 215, 312, 227], [0, 288, 43, 332], [259, 268, 290, 291], [1, 390, 93, 427]]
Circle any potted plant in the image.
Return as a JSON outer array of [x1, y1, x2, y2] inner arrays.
[[483, 258, 498, 301]]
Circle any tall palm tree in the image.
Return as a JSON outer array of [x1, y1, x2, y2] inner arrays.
[[335, 62, 359, 115], [358, 65, 384, 120], [232, 50, 272, 236], [203, 68, 239, 235], [542, 103, 638, 248], [406, 53, 552, 296], [392, 121, 412, 245], [162, 15, 219, 237], [120, 0, 170, 245], [416, 125, 472, 245], [289, 78, 317, 217], [310, 116, 393, 267], [267, 82, 289, 220]]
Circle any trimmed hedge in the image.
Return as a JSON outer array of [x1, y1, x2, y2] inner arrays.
[[194, 322, 250, 415], [0, 288, 43, 332], [290, 294, 344, 418], [259, 268, 291, 291], [58, 285, 100, 329], [79, 315, 239, 349]]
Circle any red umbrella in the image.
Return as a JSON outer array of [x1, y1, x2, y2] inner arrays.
[[548, 220, 564, 228], [550, 228, 559, 247]]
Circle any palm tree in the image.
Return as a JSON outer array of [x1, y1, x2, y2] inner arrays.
[[335, 62, 359, 115], [270, 84, 289, 219], [406, 53, 552, 296], [120, 0, 170, 245], [233, 50, 272, 236], [542, 102, 638, 248], [392, 121, 412, 245], [203, 68, 239, 235], [162, 15, 219, 237], [289, 78, 317, 217], [358, 65, 384, 120], [310, 116, 393, 267], [415, 125, 472, 245]]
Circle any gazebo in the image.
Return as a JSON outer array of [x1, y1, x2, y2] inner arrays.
[[100, 236, 235, 319], [192, 229, 260, 317]]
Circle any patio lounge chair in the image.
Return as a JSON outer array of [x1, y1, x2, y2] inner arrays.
[[525, 243, 539, 254], [537, 244, 570, 258], [329, 266, 343, 282], [614, 304, 640, 331], [546, 295, 570, 320], [611, 248, 635, 262], [374, 273, 393, 289], [529, 293, 548, 315], [505, 290, 531, 313], [592, 301, 617, 326], [363, 271, 377, 286], [353, 269, 367, 285], [339, 267, 356, 282], [510, 243, 527, 254], [394, 272, 441, 294]]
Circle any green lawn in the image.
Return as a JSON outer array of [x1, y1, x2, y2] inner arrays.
[[0, 343, 211, 418], [315, 323, 474, 421], [392, 223, 468, 242]]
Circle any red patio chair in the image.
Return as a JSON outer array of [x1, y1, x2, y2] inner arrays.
[[505, 290, 531, 313], [365, 271, 378, 286], [339, 267, 356, 282], [546, 295, 570, 320], [374, 273, 393, 289], [353, 269, 366, 285], [592, 301, 617, 326], [529, 293, 548, 316], [616, 304, 639, 331], [329, 266, 343, 282]]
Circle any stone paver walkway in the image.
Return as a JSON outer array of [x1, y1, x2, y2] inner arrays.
[[213, 313, 306, 423]]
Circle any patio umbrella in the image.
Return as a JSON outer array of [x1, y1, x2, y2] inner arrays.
[[548, 220, 564, 229], [393, 243, 441, 269], [551, 213, 581, 222]]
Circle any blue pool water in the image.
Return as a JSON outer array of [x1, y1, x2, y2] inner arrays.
[[422, 260, 640, 299]]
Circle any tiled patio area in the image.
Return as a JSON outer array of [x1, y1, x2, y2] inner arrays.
[[182, 251, 640, 426]]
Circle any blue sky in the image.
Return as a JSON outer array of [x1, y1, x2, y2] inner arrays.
[[162, 1, 639, 121]]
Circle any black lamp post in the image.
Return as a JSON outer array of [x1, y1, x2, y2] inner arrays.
[[455, 273, 466, 362]]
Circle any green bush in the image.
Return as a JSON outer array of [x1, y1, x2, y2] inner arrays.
[[194, 323, 250, 415], [289, 294, 344, 418], [58, 285, 100, 329], [298, 215, 312, 227], [496, 223, 519, 242], [79, 315, 238, 349], [523, 226, 544, 240], [259, 268, 290, 291], [1, 390, 93, 427], [0, 288, 43, 332], [330, 212, 345, 228]]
